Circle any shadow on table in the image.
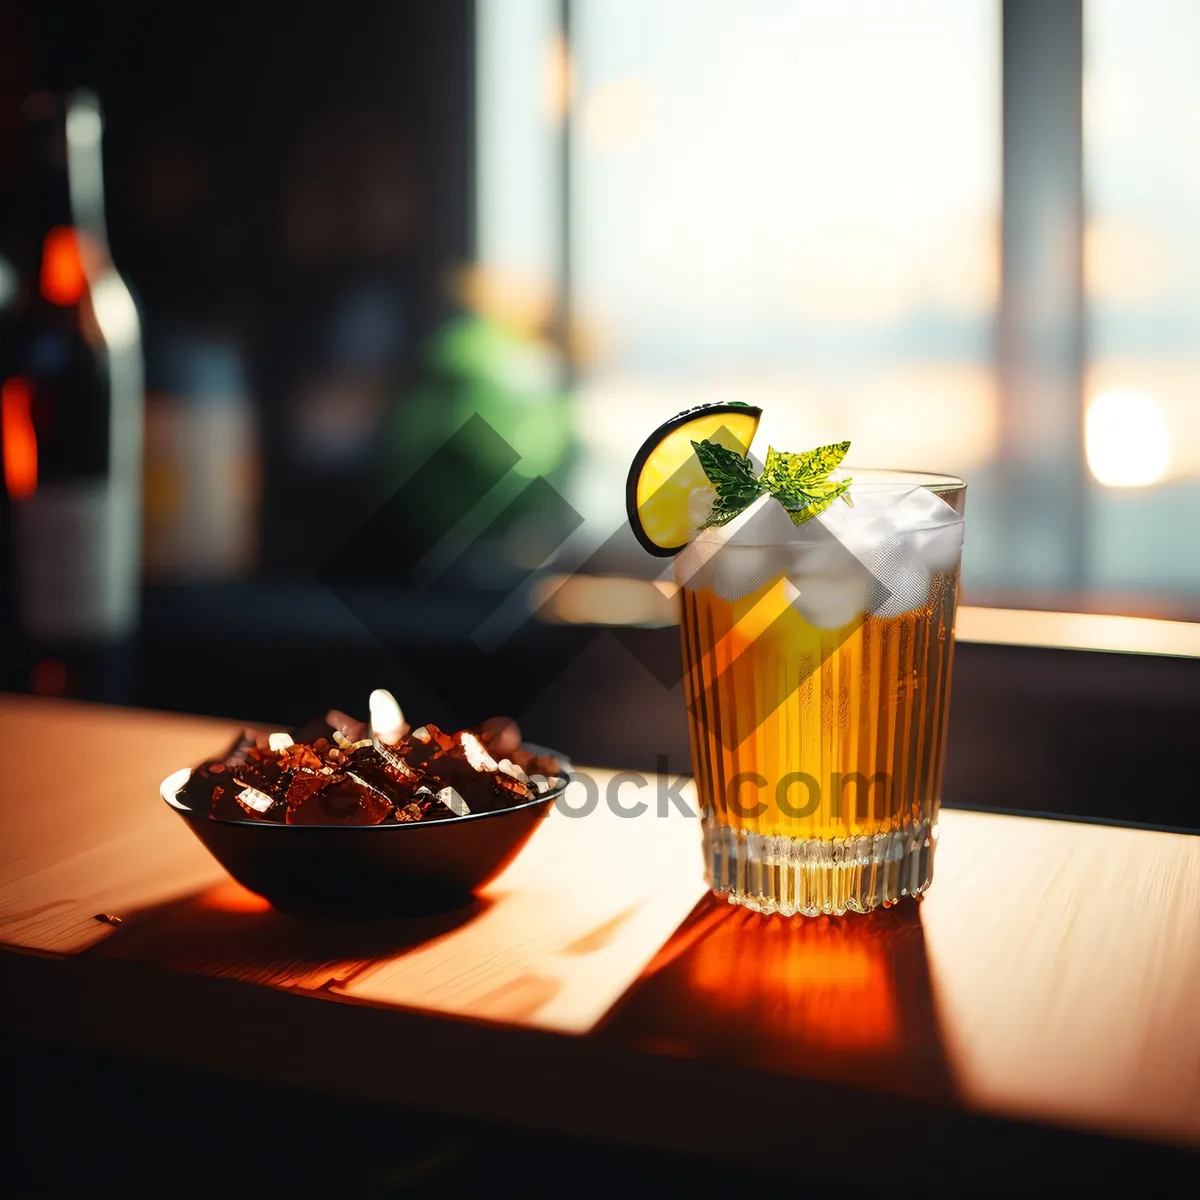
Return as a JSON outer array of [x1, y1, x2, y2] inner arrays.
[[601, 894, 959, 1103], [89, 877, 491, 991]]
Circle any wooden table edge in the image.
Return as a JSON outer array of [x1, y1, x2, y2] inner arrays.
[[3, 946, 1194, 1192]]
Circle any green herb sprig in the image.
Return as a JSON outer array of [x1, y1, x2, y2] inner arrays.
[[690, 438, 853, 528]]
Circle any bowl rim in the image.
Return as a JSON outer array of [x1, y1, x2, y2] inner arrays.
[[161, 742, 572, 829]]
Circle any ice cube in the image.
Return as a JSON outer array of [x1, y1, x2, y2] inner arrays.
[[676, 483, 962, 621], [910, 519, 965, 573], [674, 494, 798, 597], [787, 572, 871, 630], [818, 485, 962, 574]]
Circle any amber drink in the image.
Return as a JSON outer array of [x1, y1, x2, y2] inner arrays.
[[675, 471, 965, 916]]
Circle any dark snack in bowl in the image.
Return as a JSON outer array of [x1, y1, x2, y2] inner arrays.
[[180, 696, 565, 826], [284, 774, 395, 826], [342, 745, 417, 801]]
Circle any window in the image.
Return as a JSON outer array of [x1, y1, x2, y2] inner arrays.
[[476, 0, 1200, 618], [1084, 0, 1200, 605]]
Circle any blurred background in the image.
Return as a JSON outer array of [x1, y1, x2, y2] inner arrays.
[[1, 0, 1197, 768]]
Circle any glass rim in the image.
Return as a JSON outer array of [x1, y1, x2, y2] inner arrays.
[[689, 515, 967, 550], [689, 467, 967, 548], [686, 465, 964, 549], [837, 467, 966, 495]]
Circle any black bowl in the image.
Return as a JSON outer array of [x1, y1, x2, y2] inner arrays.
[[161, 746, 570, 917]]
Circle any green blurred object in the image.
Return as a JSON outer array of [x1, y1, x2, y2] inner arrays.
[[380, 312, 575, 590], [387, 312, 570, 483]]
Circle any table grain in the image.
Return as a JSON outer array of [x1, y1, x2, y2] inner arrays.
[[2, 693, 1197, 1189]]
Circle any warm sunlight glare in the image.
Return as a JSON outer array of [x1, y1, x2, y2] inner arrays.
[[1085, 390, 1169, 487], [582, 78, 653, 153], [201, 879, 273, 913], [540, 31, 574, 125]]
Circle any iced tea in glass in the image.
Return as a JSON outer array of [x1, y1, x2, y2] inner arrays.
[[675, 471, 965, 916]]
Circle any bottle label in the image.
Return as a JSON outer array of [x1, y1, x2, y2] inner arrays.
[[143, 392, 258, 579], [14, 480, 139, 641]]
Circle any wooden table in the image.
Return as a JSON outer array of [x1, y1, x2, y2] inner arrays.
[[2, 695, 1197, 1192]]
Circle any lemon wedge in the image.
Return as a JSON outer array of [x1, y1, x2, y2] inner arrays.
[[626, 403, 762, 556]]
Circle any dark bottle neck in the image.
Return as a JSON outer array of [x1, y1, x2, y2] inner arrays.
[[22, 92, 110, 288]]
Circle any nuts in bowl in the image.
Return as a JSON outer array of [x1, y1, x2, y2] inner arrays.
[[161, 690, 571, 916], [177, 689, 566, 827]]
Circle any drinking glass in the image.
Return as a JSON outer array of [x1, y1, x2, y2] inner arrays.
[[676, 471, 966, 916]]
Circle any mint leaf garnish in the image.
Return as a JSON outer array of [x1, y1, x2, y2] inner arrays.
[[691, 439, 765, 528], [776, 478, 853, 525], [760, 441, 849, 498], [689, 436, 853, 528], [760, 442, 853, 525]]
